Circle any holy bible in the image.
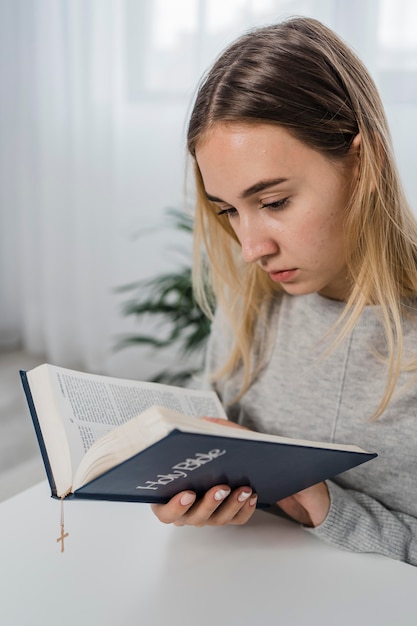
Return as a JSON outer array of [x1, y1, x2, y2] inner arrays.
[[20, 363, 377, 507]]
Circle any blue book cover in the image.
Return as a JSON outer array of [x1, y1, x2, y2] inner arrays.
[[73, 430, 377, 507], [20, 365, 377, 508]]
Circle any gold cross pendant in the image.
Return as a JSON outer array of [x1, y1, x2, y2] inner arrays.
[[57, 524, 69, 553], [57, 498, 69, 553]]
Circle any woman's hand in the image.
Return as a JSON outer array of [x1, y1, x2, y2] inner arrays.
[[151, 417, 257, 527], [151, 417, 330, 528], [151, 484, 258, 527], [276, 482, 330, 527], [204, 419, 331, 527]]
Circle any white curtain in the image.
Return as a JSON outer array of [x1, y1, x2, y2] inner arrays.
[[1, 0, 417, 379]]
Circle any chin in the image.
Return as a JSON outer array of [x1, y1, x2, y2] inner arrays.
[[280, 283, 317, 297], [281, 281, 346, 301]]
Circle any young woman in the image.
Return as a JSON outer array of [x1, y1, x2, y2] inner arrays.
[[151, 17, 417, 566]]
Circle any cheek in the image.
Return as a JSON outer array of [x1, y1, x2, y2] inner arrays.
[[302, 204, 344, 240], [290, 210, 345, 263], [288, 210, 326, 246]]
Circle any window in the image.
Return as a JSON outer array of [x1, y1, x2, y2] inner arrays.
[[124, 0, 417, 104], [124, 0, 313, 100]]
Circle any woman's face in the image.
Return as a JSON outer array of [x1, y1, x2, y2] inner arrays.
[[196, 123, 358, 301]]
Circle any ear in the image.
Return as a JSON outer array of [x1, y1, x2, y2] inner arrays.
[[350, 133, 361, 159], [349, 133, 361, 181], [350, 133, 361, 152]]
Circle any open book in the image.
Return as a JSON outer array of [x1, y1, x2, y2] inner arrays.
[[20, 363, 377, 507]]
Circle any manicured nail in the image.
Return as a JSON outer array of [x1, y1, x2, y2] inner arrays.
[[249, 495, 258, 507], [238, 491, 252, 503], [214, 488, 231, 501], [180, 492, 196, 506]]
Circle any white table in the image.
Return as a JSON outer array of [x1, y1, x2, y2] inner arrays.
[[1, 481, 416, 626]]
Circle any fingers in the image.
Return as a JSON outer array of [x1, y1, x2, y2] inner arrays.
[[276, 495, 313, 527], [276, 482, 329, 527], [151, 485, 258, 527], [202, 417, 251, 431], [151, 491, 198, 524]]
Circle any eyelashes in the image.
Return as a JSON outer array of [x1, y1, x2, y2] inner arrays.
[[216, 197, 290, 217], [216, 207, 237, 217], [260, 197, 290, 211]]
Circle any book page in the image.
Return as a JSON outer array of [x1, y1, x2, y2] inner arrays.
[[33, 364, 226, 476]]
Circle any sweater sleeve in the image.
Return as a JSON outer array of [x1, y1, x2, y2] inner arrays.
[[307, 480, 417, 567]]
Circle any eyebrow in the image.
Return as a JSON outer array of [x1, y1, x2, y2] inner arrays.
[[205, 177, 288, 203]]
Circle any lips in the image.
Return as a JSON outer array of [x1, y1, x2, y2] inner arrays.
[[268, 268, 298, 283]]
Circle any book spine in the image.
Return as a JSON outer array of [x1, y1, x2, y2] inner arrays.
[[19, 370, 58, 498]]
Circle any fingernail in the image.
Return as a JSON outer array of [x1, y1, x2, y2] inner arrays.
[[238, 491, 252, 503], [249, 495, 258, 507], [180, 492, 196, 506], [214, 488, 231, 501]]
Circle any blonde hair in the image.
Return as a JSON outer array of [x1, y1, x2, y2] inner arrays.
[[187, 17, 417, 418]]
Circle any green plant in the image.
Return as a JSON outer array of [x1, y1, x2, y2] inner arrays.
[[116, 208, 212, 385]]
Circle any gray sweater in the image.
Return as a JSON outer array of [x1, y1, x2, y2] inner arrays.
[[204, 292, 417, 566]]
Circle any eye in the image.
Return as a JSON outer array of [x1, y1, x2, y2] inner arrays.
[[261, 197, 290, 211], [216, 207, 238, 217]]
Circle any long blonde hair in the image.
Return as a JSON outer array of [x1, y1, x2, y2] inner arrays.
[[187, 17, 417, 418]]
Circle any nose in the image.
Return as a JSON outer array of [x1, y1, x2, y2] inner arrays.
[[238, 222, 279, 264]]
